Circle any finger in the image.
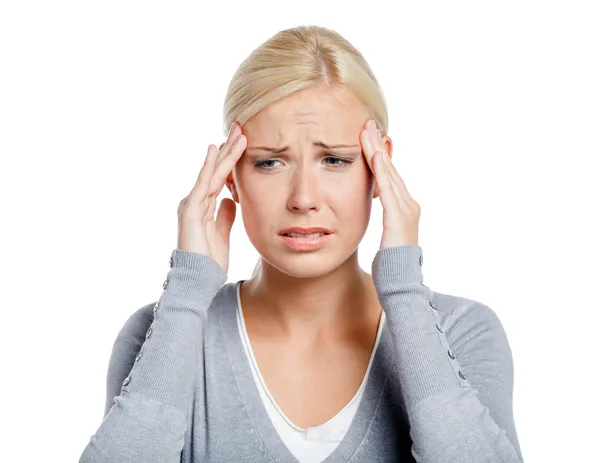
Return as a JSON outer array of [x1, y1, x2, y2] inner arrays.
[[367, 120, 414, 208], [361, 119, 387, 172], [215, 197, 237, 243], [379, 150, 405, 208], [216, 143, 227, 171], [208, 134, 247, 196], [360, 129, 377, 172], [191, 144, 219, 201], [367, 120, 388, 160], [206, 192, 217, 218], [377, 152, 400, 202], [380, 151, 415, 209], [217, 122, 241, 164], [373, 151, 400, 219]]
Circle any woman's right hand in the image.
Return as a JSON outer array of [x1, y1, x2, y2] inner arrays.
[[177, 122, 246, 273]]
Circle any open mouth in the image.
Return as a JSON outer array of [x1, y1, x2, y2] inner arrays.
[[281, 232, 331, 238], [279, 232, 333, 250]]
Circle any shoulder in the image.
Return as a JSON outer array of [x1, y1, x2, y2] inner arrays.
[[107, 302, 156, 379], [431, 290, 506, 332], [119, 281, 239, 338], [115, 301, 155, 343], [430, 290, 513, 357]]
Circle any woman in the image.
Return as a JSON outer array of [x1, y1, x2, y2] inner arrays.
[[79, 26, 523, 462]]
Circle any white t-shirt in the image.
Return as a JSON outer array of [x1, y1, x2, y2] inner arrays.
[[235, 281, 386, 463]]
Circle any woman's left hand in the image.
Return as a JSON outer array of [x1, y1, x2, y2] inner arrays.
[[360, 119, 421, 250]]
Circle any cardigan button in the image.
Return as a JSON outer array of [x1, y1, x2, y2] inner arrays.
[[163, 279, 169, 290], [135, 350, 142, 362], [419, 254, 423, 266], [146, 327, 153, 339], [429, 301, 437, 310], [153, 302, 159, 313], [122, 376, 131, 386], [458, 370, 466, 380], [448, 349, 456, 359], [436, 323, 444, 333], [169, 256, 173, 267]]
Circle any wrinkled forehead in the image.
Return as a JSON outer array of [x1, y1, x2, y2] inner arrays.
[[243, 87, 369, 146]]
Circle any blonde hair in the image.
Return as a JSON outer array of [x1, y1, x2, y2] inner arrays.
[[222, 25, 389, 279]]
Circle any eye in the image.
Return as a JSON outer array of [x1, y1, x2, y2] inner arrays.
[[254, 159, 280, 170], [254, 156, 354, 171], [323, 157, 353, 168]]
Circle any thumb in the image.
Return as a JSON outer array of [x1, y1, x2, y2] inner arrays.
[[215, 197, 237, 244]]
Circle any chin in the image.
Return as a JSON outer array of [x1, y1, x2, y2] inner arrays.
[[261, 246, 359, 280], [246, 229, 364, 279], [266, 257, 341, 279]]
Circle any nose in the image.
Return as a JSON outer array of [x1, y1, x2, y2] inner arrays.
[[286, 162, 321, 213]]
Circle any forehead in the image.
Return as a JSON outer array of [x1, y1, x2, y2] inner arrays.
[[243, 86, 369, 141]]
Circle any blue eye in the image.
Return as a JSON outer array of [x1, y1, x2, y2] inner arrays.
[[255, 159, 279, 170], [323, 157, 351, 167], [254, 157, 353, 171]]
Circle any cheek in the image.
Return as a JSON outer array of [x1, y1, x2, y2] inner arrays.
[[336, 164, 373, 197], [234, 165, 265, 201], [326, 172, 373, 218], [234, 169, 278, 229]]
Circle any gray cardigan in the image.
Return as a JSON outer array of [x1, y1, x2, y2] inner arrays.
[[79, 245, 524, 462]]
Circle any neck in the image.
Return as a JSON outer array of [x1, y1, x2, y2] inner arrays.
[[240, 251, 380, 344]]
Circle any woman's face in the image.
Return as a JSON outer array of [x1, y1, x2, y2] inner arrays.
[[226, 85, 391, 278]]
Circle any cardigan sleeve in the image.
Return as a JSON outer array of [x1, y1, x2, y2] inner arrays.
[[372, 244, 524, 462], [78, 249, 228, 463]]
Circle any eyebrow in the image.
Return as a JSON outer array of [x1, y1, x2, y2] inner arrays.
[[246, 141, 360, 154]]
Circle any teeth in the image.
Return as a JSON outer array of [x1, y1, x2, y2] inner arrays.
[[285, 232, 326, 238]]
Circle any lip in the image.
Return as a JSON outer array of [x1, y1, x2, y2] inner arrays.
[[279, 227, 334, 235], [279, 233, 332, 251]]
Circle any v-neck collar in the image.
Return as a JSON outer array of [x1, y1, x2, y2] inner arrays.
[[216, 280, 394, 463]]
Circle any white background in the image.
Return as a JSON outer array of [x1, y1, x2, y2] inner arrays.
[[1, 1, 598, 461]]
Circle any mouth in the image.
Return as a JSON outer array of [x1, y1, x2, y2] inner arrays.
[[280, 232, 332, 238], [278, 232, 333, 251]]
